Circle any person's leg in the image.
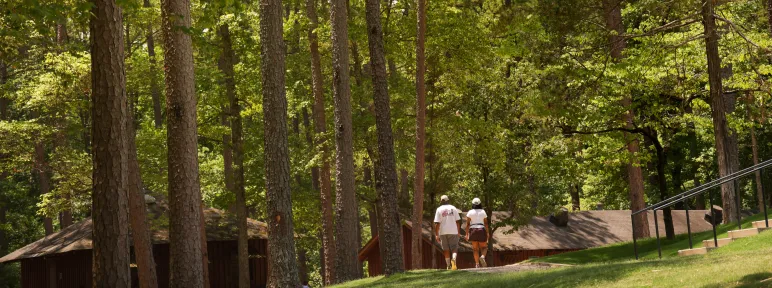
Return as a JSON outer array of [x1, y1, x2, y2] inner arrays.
[[479, 241, 488, 267], [440, 235, 451, 269], [471, 242, 480, 267], [449, 234, 459, 270]]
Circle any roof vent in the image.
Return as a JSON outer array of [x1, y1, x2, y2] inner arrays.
[[549, 207, 569, 227]]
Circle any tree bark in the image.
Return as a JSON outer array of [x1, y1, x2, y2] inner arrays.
[[217, 23, 250, 288], [259, 0, 301, 285], [603, 0, 649, 237], [160, 0, 208, 285], [651, 135, 675, 240], [56, 20, 73, 229], [144, 0, 163, 129], [306, 0, 336, 283], [701, 0, 739, 223], [365, 0, 405, 274], [746, 93, 765, 212], [329, 0, 359, 282], [34, 141, 54, 235], [90, 0, 131, 285], [570, 185, 581, 211], [400, 169, 409, 206], [127, 100, 159, 288]]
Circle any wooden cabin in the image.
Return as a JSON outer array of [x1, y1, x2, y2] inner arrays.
[[359, 210, 715, 276], [0, 199, 270, 288]]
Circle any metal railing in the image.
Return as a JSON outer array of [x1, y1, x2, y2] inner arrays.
[[631, 158, 772, 260]]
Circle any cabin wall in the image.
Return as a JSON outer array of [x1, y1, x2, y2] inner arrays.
[[19, 239, 268, 288]]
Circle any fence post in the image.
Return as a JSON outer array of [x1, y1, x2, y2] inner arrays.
[[685, 199, 692, 249], [735, 180, 742, 230], [709, 188, 718, 248], [631, 214, 638, 260], [654, 210, 661, 259], [762, 168, 769, 228]]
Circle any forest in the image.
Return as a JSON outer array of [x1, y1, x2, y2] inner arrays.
[[1, 0, 772, 287]]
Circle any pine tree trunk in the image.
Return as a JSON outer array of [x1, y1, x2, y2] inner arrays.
[[701, 0, 739, 223], [259, 0, 301, 285], [127, 100, 159, 288], [365, 0, 405, 274], [603, 0, 649, 237], [56, 20, 73, 229], [0, 64, 8, 272], [653, 139, 675, 239], [160, 0, 208, 285], [329, 0, 359, 282], [34, 141, 53, 235], [306, 0, 336, 283], [400, 169, 409, 206], [144, 0, 163, 129], [217, 23, 250, 288], [570, 185, 581, 211], [90, 0, 131, 285], [751, 114, 764, 212]]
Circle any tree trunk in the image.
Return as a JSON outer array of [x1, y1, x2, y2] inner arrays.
[[217, 23, 250, 288], [701, 0, 739, 223], [144, 0, 163, 129], [56, 21, 73, 229], [652, 138, 675, 239], [603, 0, 649, 237], [127, 99, 159, 288], [90, 0, 131, 285], [307, 0, 336, 283], [365, 0, 405, 274], [570, 185, 581, 211], [746, 93, 764, 212], [329, 0, 359, 282], [400, 169, 409, 206], [160, 0, 208, 285], [34, 141, 54, 235], [259, 0, 301, 285], [298, 248, 308, 283]]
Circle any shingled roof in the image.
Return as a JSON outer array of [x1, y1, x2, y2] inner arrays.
[[390, 210, 714, 253], [0, 205, 268, 263]]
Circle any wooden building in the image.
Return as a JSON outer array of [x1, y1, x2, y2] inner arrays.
[[0, 199, 270, 288], [359, 210, 715, 276]]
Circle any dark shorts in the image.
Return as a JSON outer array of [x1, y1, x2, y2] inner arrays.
[[469, 227, 487, 242]]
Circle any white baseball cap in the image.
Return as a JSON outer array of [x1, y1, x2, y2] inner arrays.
[[440, 195, 449, 201], [472, 198, 481, 205]]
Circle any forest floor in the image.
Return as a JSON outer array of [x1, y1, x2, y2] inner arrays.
[[335, 213, 772, 288]]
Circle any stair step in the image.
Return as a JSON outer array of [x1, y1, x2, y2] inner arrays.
[[702, 238, 733, 248], [752, 220, 771, 229], [678, 247, 715, 257], [728, 228, 770, 239]]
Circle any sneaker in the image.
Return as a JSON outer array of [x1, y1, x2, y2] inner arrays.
[[447, 264, 451, 270], [451, 259, 457, 270], [479, 257, 487, 268], [475, 263, 480, 268]]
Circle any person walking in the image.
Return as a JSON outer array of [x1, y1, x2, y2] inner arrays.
[[465, 198, 490, 268], [434, 195, 461, 270]]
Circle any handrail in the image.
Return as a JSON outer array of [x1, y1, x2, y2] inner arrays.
[[631, 158, 771, 260], [631, 158, 772, 216]]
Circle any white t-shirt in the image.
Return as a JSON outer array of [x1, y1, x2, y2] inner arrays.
[[434, 204, 461, 235], [466, 209, 487, 226]]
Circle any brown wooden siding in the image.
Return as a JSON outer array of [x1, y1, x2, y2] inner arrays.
[[20, 239, 267, 288]]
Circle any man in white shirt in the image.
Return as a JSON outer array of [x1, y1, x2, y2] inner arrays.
[[434, 195, 461, 270]]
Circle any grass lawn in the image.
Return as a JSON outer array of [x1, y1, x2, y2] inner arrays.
[[335, 213, 772, 288]]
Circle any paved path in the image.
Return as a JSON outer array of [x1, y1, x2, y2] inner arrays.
[[465, 262, 571, 274]]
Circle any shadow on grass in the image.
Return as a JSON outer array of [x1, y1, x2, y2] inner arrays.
[[352, 257, 703, 288], [701, 272, 772, 288]]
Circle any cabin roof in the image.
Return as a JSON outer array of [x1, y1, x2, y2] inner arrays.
[[0, 204, 268, 263], [358, 209, 714, 260]]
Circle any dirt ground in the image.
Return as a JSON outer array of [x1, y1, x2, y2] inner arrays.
[[465, 262, 571, 273]]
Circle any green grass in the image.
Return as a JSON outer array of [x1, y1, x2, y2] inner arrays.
[[536, 212, 772, 265], [335, 213, 772, 288]]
